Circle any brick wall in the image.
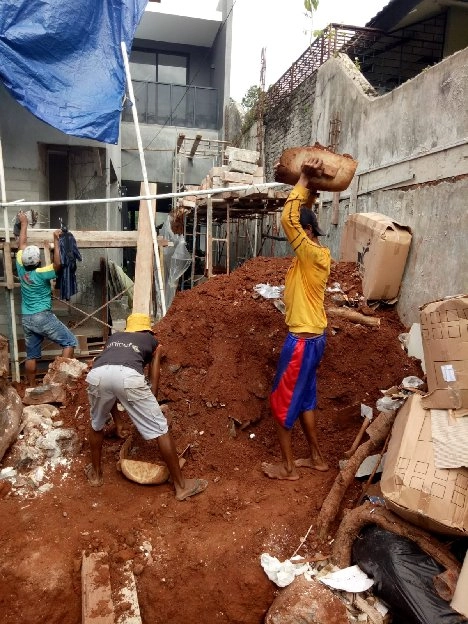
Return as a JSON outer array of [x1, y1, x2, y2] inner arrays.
[[263, 72, 318, 182]]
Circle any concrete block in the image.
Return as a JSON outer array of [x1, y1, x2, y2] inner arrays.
[[208, 166, 225, 177], [221, 171, 253, 184], [228, 160, 258, 175], [82, 552, 115, 624], [225, 147, 259, 164], [211, 176, 223, 187]]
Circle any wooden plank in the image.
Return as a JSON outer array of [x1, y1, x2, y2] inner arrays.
[[81, 552, 115, 624], [8, 230, 139, 249], [5, 231, 171, 250], [132, 182, 156, 316], [43, 241, 51, 266]]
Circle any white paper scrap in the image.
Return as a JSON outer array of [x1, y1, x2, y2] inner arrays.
[[319, 565, 374, 592], [431, 409, 468, 469], [441, 364, 456, 382]]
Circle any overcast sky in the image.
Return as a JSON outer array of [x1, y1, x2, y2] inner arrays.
[[230, 0, 390, 101]]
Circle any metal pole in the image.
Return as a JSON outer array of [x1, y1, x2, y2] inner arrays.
[[121, 42, 166, 317], [253, 215, 258, 257], [0, 181, 283, 209], [0, 139, 20, 381], [190, 205, 198, 288]]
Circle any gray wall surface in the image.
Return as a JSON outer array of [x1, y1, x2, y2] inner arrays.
[[121, 123, 221, 186], [0, 85, 121, 343], [263, 49, 468, 325]]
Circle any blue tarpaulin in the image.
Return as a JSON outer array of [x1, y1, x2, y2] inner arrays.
[[0, 0, 148, 144]]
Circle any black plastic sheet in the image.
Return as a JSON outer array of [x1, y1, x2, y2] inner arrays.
[[352, 525, 468, 624]]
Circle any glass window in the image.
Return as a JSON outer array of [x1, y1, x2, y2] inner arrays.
[[129, 50, 156, 82], [157, 53, 187, 85]]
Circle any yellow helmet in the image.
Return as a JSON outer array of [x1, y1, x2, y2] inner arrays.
[[125, 313, 152, 332]]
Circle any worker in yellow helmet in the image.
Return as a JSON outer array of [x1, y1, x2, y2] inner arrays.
[[84, 312, 207, 501]]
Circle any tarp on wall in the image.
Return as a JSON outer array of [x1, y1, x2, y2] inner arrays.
[[0, 0, 148, 144]]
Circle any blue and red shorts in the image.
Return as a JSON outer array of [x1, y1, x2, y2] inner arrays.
[[270, 332, 326, 429]]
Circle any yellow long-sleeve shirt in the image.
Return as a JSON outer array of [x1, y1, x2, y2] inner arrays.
[[281, 184, 331, 334]]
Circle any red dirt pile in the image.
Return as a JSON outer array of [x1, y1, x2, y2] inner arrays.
[[0, 256, 422, 624]]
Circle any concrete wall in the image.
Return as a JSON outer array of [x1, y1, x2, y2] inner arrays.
[[264, 49, 468, 325], [0, 84, 121, 344], [121, 123, 221, 186]]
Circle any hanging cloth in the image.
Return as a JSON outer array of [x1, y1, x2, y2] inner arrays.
[[56, 229, 82, 300]]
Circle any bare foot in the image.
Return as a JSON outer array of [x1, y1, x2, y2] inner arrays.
[[84, 463, 103, 487], [175, 478, 208, 502], [294, 458, 329, 472], [262, 461, 300, 480]]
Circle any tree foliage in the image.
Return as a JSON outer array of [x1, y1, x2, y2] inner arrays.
[[241, 85, 261, 111]]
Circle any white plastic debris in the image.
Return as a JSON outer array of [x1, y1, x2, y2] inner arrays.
[[376, 396, 404, 414], [326, 282, 343, 293], [319, 565, 374, 592], [401, 376, 424, 389], [253, 283, 285, 299], [361, 404, 373, 419], [260, 553, 310, 587], [356, 453, 387, 478]]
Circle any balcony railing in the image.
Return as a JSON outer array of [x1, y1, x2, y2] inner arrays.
[[266, 23, 384, 109], [122, 81, 218, 129]]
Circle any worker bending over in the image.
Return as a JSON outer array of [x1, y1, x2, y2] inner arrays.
[[85, 312, 208, 502], [262, 157, 331, 480]]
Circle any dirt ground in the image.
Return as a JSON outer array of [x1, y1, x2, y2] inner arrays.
[[0, 257, 422, 624]]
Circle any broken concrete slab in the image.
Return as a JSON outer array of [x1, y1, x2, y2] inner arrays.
[[43, 357, 88, 385], [23, 383, 67, 405], [82, 552, 115, 624], [115, 562, 142, 624], [0, 385, 23, 462]]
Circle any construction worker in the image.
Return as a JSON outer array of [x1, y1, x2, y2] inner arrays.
[[84, 312, 208, 502], [262, 157, 330, 480], [16, 211, 77, 387]]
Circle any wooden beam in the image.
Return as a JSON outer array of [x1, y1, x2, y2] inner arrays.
[[188, 134, 202, 160], [176, 133, 185, 154], [8, 229, 139, 249], [132, 182, 156, 316]]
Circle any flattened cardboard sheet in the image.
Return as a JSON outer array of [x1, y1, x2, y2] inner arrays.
[[381, 394, 468, 536]]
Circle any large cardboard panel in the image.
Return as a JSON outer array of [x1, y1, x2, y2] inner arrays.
[[420, 296, 468, 409], [381, 394, 468, 536], [340, 212, 412, 301]]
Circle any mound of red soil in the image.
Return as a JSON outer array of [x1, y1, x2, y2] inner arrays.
[[0, 257, 421, 624]]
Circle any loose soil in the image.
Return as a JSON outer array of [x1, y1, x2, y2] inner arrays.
[[0, 257, 422, 624]]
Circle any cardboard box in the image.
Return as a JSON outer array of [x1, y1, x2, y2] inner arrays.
[[419, 296, 468, 409], [340, 213, 412, 301], [380, 394, 468, 536]]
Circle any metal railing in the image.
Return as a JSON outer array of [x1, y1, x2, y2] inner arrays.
[[266, 23, 384, 109], [122, 81, 218, 129]]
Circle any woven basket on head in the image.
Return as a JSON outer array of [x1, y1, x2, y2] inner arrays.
[[274, 143, 358, 192]]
